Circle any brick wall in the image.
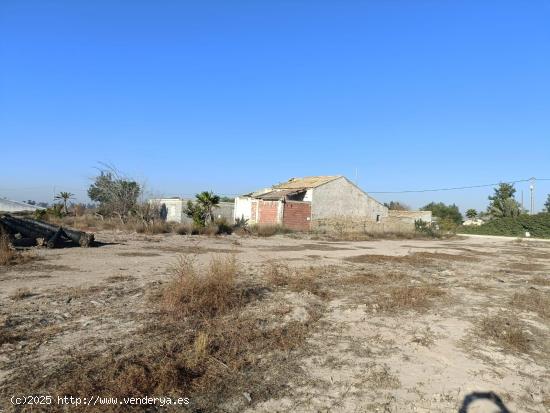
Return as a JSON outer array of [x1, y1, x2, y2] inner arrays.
[[251, 201, 258, 223], [283, 201, 311, 231], [258, 200, 279, 225]]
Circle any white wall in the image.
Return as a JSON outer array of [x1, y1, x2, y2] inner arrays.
[[149, 198, 185, 222], [234, 197, 252, 222]]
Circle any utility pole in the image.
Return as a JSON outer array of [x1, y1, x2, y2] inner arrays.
[[529, 178, 535, 215], [521, 190, 524, 213]]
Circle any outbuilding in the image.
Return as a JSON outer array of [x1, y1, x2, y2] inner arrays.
[[235, 176, 430, 232]]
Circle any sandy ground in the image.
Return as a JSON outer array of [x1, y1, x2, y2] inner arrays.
[[1, 232, 549, 412]]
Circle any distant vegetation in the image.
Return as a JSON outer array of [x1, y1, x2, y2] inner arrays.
[[459, 213, 550, 238], [185, 191, 221, 227], [465, 209, 477, 219], [421, 202, 462, 231], [487, 183, 522, 218], [384, 201, 409, 210], [88, 165, 141, 223]]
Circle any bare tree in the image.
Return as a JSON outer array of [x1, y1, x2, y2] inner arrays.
[[87, 164, 141, 223]]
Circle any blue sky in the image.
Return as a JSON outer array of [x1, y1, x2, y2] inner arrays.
[[1, 1, 549, 211]]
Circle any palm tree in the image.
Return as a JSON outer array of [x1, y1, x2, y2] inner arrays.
[[489, 197, 521, 218], [195, 191, 220, 223], [55, 191, 74, 215], [465, 209, 477, 219]]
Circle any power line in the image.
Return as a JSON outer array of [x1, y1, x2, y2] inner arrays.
[[368, 177, 550, 195]]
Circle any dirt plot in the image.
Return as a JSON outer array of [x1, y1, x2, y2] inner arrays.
[[0, 232, 549, 412]]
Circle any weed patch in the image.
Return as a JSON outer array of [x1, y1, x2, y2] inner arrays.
[[367, 284, 445, 313], [510, 290, 550, 320], [478, 312, 531, 354], [264, 262, 330, 299], [162, 255, 242, 319]]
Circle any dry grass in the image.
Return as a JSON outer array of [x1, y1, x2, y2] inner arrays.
[[249, 224, 293, 237], [0, 328, 24, 346], [530, 275, 550, 286], [345, 269, 408, 286], [510, 290, 550, 320], [368, 284, 445, 313], [346, 252, 474, 265], [162, 255, 242, 318], [411, 326, 436, 347], [0, 232, 17, 266], [45, 214, 235, 237], [30, 315, 314, 413], [312, 230, 446, 242], [105, 275, 136, 283], [478, 312, 531, 354], [507, 262, 546, 272], [134, 221, 173, 234], [175, 223, 192, 235], [265, 261, 290, 287], [264, 262, 330, 298], [0, 232, 35, 267], [1, 255, 323, 412], [9, 288, 33, 300], [365, 365, 401, 389]]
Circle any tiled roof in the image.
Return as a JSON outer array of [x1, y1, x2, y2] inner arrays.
[[253, 189, 306, 200], [273, 176, 342, 190]]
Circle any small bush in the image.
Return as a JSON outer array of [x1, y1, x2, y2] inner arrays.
[[215, 219, 233, 235], [162, 255, 241, 319], [415, 219, 441, 237], [34, 209, 48, 220], [234, 216, 249, 229]]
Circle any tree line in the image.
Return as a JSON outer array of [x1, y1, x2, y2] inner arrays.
[[386, 182, 550, 229]]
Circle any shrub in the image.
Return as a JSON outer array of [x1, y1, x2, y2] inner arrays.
[[422, 202, 462, 225], [415, 219, 440, 237], [438, 217, 459, 233], [34, 209, 48, 220], [459, 212, 550, 238], [479, 312, 530, 353], [47, 204, 65, 219], [234, 216, 249, 229], [215, 219, 233, 235], [162, 255, 241, 319]]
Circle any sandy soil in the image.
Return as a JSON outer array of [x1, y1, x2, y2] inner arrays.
[[1, 232, 549, 412]]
